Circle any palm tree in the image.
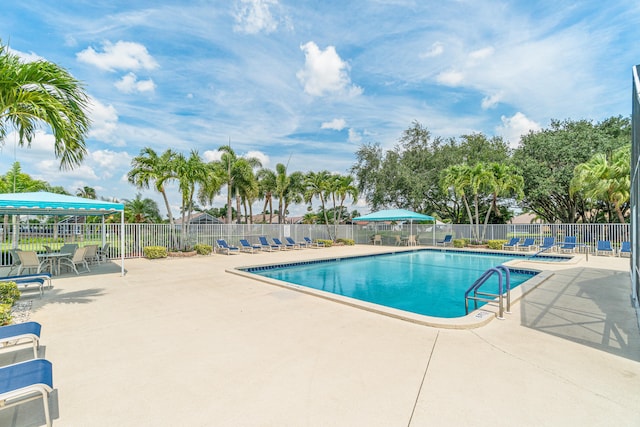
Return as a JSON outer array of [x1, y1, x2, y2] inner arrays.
[[174, 151, 209, 241], [256, 168, 276, 223], [214, 145, 261, 224], [304, 170, 333, 238], [281, 171, 305, 223], [570, 146, 630, 223], [480, 163, 524, 240], [123, 193, 161, 223], [76, 186, 96, 199], [0, 41, 90, 169], [128, 148, 178, 227], [332, 174, 358, 229], [441, 164, 475, 235]]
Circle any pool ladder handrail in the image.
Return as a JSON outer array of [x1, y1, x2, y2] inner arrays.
[[464, 265, 511, 319]]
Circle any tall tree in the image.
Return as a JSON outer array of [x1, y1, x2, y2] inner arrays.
[[174, 150, 208, 246], [480, 163, 524, 240], [256, 168, 276, 223], [215, 145, 261, 224], [304, 170, 333, 238], [513, 117, 630, 222], [128, 148, 178, 226], [570, 145, 630, 223], [76, 186, 96, 199], [0, 41, 90, 169]]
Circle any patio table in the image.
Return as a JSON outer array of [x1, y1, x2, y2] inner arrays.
[[37, 252, 73, 275]]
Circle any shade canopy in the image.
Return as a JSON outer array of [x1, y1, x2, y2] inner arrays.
[[0, 192, 123, 216], [353, 209, 434, 222], [0, 191, 125, 276]]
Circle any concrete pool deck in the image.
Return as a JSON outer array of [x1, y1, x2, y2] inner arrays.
[[1, 245, 638, 426]]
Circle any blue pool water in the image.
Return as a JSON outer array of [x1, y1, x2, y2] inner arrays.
[[245, 250, 537, 318]]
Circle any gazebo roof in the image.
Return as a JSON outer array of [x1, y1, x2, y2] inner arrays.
[[0, 192, 123, 216]]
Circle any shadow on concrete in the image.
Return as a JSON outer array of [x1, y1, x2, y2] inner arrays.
[[520, 267, 640, 361]]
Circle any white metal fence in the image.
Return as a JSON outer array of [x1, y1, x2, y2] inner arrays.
[[0, 222, 629, 267]]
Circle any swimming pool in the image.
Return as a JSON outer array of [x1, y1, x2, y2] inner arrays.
[[240, 250, 539, 319]]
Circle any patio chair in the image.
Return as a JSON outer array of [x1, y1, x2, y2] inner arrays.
[[16, 251, 47, 275], [0, 321, 42, 358], [285, 237, 304, 249], [216, 239, 239, 255], [2, 274, 52, 297], [502, 237, 520, 250], [539, 237, 555, 252], [372, 235, 382, 245], [518, 238, 537, 252], [436, 235, 452, 247], [0, 359, 54, 427], [304, 237, 325, 248], [273, 237, 295, 250], [595, 240, 614, 256], [559, 236, 577, 253], [619, 241, 631, 257], [58, 243, 78, 255], [83, 244, 99, 264], [407, 235, 418, 246], [7, 249, 22, 275], [58, 246, 89, 274], [97, 243, 110, 263], [258, 236, 281, 251], [394, 235, 402, 246], [239, 239, 262, 254]]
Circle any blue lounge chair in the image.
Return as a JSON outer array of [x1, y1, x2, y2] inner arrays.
[[436, 235, 452, 246], [285, 237, 304, 249], [518, 238, 536, 251], [0, 321, 41, 358], [259, 236, 281, 251], [0, 359, 54, 427], [619, 241, 631, 257], [559, 236, 577, 253], [595, 240, 614, 256], [216, 239, 239, 255], [273, 237, 295, 250], [239, 239, 262, 254], [303, 237, 325, 248], [2, 273, 52, 297], [539, 237, 555, 252], [502, 237, 520, 250]]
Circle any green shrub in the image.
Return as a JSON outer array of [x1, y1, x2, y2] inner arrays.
[[488, 240, 508, 250], [194, 243, 213, 255], [0, 303, 12, 326], [0, 282, 20, 306], [453, 239, 466, 248], [143, 246, 168, 259], [317, 239, 333, 247], [336, 238, 355, 245]]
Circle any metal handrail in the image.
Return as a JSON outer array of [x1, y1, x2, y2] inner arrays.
[[464, 265, 511, 319]]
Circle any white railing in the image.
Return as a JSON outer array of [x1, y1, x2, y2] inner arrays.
[[0, 221, 628, 266]]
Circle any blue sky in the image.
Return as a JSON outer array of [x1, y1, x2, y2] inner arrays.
[[1, 0, 638, 217]]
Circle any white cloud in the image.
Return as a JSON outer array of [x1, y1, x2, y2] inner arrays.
[[469, 46, 494, 60], [89, 150, 132, 179], [244, 150, 270, 167], [88, 98, 120, 144], [321, 118, 347, 131], [76, 40, 158, 72], [348, 128, 362, 143], [481, 92, 503, 110], [420, 42, 444, 58], [203, 150, 223, 162], [115, 72, 156, 94], [297, 41, 363, 97], [496, 112, 541, 148], [233, 0, 281, 34], [8, 48, 44, 63], [436, 69, 464, 86]]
